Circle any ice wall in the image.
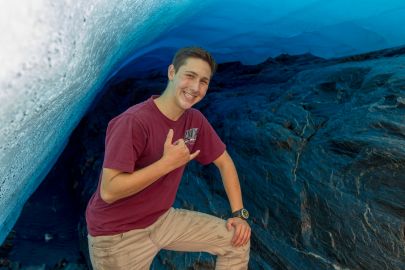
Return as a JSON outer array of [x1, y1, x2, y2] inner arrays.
[[123, 0, 405, 68], [0, 0, 209, 244], [1, 0, 405, 244]]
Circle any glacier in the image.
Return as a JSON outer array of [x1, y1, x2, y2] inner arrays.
[[1, 0, 405, 254]]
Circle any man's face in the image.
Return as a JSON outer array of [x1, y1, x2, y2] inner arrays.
[[168, 57, 212, 111]]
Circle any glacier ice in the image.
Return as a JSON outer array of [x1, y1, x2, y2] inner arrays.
[[0, 0, 210, 244]]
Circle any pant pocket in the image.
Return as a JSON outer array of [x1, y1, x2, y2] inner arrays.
[[88, 233, 131, 269], [88, 233, 124, 260]]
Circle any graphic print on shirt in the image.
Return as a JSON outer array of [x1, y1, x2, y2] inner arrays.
[[184, 128, 198, 148]]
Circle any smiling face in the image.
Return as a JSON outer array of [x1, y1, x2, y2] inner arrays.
[[167, 57, 212, 111]]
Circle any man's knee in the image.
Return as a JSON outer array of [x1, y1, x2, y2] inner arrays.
[[216, 239, 250, 270], [232, 239, 250, 257], [219, 233, 250, 258]]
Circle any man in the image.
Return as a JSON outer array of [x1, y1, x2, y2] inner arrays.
[[85, 47, 251, 269]]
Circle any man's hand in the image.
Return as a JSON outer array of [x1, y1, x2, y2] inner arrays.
[[161, 129, 200, 170], [226, 217, 251, 247]]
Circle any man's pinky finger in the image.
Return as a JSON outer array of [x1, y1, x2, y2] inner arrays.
[[242, 229, 251, 246], [189, 150, 200, 160]]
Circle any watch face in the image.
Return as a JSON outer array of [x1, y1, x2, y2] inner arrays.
[[241, 209, 249, 219]]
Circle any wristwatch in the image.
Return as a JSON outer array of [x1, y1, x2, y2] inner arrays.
[[232, 208, 249, 220]]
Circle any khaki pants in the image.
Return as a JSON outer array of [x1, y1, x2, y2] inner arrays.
[[88, 208, 250, 269]]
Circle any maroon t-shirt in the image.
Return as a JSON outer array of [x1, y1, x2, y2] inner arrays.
[[86, 96, 226, 236]]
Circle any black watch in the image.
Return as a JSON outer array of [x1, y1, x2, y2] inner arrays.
[[232, 208, 249, 220]]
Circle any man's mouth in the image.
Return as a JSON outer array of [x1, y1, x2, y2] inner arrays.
[[183, 91, 197, 101]]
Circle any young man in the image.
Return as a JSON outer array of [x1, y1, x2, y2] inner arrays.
[[85, 47, 251, 269]]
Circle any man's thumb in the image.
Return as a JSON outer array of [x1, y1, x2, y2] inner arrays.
[[226, 220, 233, 231]]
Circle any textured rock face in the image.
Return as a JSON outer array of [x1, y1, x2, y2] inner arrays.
[[200, 50, 405, 269], [4, 47, 405, 269], [203, 51, 405, 269]]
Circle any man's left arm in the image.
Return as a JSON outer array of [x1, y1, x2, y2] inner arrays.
[[213, 150, 251, 247]]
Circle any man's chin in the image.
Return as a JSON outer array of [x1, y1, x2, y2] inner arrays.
[[179, 99, 198, 110], [181, 103, 194, 110]]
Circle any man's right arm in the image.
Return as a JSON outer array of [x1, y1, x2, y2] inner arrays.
[[100, 129, 200, 204]]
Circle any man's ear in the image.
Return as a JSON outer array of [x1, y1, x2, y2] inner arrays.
[[168, 64, 176, 80]]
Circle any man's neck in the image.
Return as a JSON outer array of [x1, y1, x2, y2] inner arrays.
[[154, 91, 184, 121]]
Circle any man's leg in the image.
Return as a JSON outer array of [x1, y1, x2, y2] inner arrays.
[[88, 209, 173, 270], [151, 208, 250, 270], [88, 230, 158, 270]]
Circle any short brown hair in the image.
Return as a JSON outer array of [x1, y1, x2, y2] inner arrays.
[[172, 47, 217, 76]]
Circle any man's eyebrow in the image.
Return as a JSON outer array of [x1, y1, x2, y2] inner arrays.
[[185, 71, 210, 81]]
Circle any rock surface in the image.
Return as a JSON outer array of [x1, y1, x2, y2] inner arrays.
[[2, 46, 405, 269]]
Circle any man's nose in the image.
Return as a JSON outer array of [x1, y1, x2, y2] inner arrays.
[[189, 79, 199, 91]]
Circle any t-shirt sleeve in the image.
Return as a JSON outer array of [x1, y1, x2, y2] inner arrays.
[[102, 114, 146, 173], [194, 113, 226, 165]]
